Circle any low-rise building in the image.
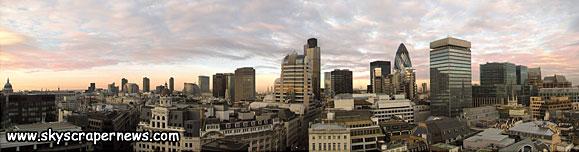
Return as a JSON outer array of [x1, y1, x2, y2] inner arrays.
[[530, 96, 572, 120], [308, 123, 351, 152], [461, 106, 499, 127], [463, 128, 515, 150], [412, 117, 471, 144], [326, 110, 385, 152]]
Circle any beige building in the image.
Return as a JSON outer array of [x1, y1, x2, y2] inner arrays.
[[530, 96, 572, 120], [234, 67, 256, 102], [274, 52, 314, 111], [309, 123, 351, 152]]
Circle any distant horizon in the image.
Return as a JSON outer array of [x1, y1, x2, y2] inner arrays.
[[2, 1, 578, 92]]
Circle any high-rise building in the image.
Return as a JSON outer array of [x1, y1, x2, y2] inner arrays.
[[234, 67, 256, 102], [543, 74, 572, 88], [330, 69, 353, 95], [143, 77, 150, 92], [107, 82, 119, 95], [198, 76, 210, 93], [324, 72, 332, 95], [516, 65, 528, 85], [126, 83, 139, 94], [370, 61, 391, 89], [121, 78, 128, 93], [429, 37, 472, 117], [528, 67, 542, 95], [304, 38, 321, 100], [212, 73, 227, 98], [169, 77, 174, 92], [421, 83, 428, 94], [87, 83, 96, 93], [394, 43, 412, 71], [183, 83, 201, 96], [473, 62, 518, 107], [393, 43, 417, 100], [480, 62, 517, 86], [274, 52, 313, 110], [224, 73, 235, 101]]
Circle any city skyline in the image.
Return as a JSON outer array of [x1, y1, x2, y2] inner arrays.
[[2, 1, 579, 92]]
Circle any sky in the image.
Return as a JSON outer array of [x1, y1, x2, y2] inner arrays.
[[1, 0, 579, 92]]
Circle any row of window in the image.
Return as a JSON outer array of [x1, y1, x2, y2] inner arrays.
[[311, 143, 348, 151]]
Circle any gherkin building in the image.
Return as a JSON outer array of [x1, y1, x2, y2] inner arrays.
[[394, 43, 412, 71]]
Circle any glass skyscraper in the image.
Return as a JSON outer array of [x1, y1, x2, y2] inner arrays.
[[429, 37, 472, 117]]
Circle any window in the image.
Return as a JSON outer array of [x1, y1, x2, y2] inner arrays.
[[312, 143, 315, 150]]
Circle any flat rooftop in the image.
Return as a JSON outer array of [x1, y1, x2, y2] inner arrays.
[[430, 37, 471, 49]]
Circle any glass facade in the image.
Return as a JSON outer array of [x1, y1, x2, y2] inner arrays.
[[429, 38, 472, 118]]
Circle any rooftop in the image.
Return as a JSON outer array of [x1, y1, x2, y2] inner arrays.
[[430, 37, 471, 49], [508, 121, 556, 136]]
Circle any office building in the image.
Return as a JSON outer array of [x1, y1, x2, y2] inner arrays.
[[421, 83, 427, 94], [2, 78, 13, 93], [474, 62, 520, 107], [121, 78, 128, 93], [126, 83, 139, 94], [143, 77, 150, 92], [371, 95, 415, 123], [370, 61, 391, 93], [0, 94, 8, 130], [530, 96, 572, 119], [134, 89, 203, 152], [394, 43, 412, 71], [107, 82, 119, 95], [304, 38, 321, 100], [324, 72, 332, 96], [393, 43, 417, 100], [516, 65, 528, 85], [327, 110, 385, 151], [183, 83, 201, 96], [539, 88, 579, 102], [274, 52, 313, 110], [5, 94, 57, 124], [234, 67, 256, 102], [460, 106, 499, 127], [543, 74, 572, 88], [199, 76, 210, 93], [528, 67, 543, 95], [213, 73, 227, 98], [372, 68, 394, 94], [308, 123, 351, 152], [224, 73, 235, 101], [169, 77, 174, 92], [87, 109, 139, 151], [87, 82, 96, 93], [429, 37, 472, 117], [331, 69, 353, 95]]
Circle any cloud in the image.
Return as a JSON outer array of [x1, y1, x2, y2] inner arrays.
[[1, 0, 579, 88]]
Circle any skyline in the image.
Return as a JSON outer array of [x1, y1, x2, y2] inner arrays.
[[2, 0, 579, 92]]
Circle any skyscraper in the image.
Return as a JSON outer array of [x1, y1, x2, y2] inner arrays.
[[394, 43, 412, 71], [234, 67, 256, 102], [324, 72, 332, 95], [87, 83, 96, 93], [516, 65, 528, 85], [143, 77, 150, 92], [224, 73, 235, 101], [393, 43, 417, 100], [474, 62, 518, 107], [528, 67, 542, 95], [370, 61, 391, 88], [108, 82, 118, 95], [421, 83, 428, 94], [429, 37, 472, 118], [304, 38, 321, 100], [169, 77, 174, 92], [121, 78, 128, 93], [274, 52, 313, 112], [212, 73, 227, 98], [198, 76, 210, 93], [330, 69, 353, 95]]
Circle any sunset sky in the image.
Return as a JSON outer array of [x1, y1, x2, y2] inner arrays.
[[1, 0, 579, 92]]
